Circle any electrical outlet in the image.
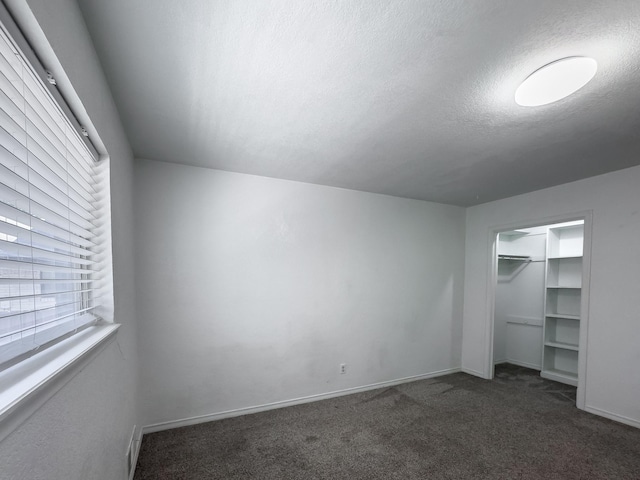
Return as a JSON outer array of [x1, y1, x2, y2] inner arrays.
[[340, 363, 347, 374]]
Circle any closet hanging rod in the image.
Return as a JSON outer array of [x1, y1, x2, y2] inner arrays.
[[497, 254, 531, 261]]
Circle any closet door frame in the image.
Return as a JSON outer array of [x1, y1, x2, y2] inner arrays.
[[483, 210, 593, 410]]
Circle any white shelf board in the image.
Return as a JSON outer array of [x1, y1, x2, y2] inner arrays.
[[544, 341, 579, 351], [547, 255, 583, 260], [546, 285, 581, 289], [545, 313, 580, 321], [541, 368, 578, 387]]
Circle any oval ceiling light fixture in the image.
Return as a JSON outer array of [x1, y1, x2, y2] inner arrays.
[[515, 56, 597, 107]]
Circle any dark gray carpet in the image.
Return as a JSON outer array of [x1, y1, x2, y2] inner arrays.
[[134, 364, 640, 479]]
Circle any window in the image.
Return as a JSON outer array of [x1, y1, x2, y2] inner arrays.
[[0, 23, 103, 370]]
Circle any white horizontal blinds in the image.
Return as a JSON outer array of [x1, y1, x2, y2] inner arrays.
[[0, 27, 100, 368]]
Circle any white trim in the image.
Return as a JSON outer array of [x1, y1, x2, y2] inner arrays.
[[461, 367, 485, 378], [584, 406, 640, 429], [127, 425, 143, 480], [500, 359, 541, 371], [575, 215, 593, 410], [125, 425, 135, 480], [541, 370, 577, 387], [130, 429, 143, 480], [142, 367, 460, 434], [484, 227, 498, 380], [0, 324, 119, 443]]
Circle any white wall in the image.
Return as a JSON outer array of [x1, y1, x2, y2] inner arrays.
[[135, 159, 465, 427], [463, 164, 640, 427], [0, 1, 139, 479]]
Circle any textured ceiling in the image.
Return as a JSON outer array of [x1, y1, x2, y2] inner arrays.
[[77, 0, 640, 206]]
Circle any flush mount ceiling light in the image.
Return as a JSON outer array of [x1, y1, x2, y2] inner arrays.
[[515, 57, 597, 107]]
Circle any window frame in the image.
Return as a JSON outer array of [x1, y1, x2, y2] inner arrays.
[[0, 1, 117, 443]]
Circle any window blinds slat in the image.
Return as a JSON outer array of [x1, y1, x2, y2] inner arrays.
[[22, 106, 95, 190], [0, 46, 93, 184], [0, 295, 100, 320], [0, 119, 98, 203], [0, 139, 97, 222], [0, 41, 94, 177], [0, 313, 97, 365], [0, 291, 94, 311], [0, 88, 97, 197], [0, 276, 95, 284], [0, 257, 95, 275], [0, 168, 95, 235], [0, 299, 100, 337], [0, 134, 97, 223], [0, 199, 95, 248], [0, 287, 93, 303], [0, 301, 95, 343], [0, 78, 23, 123], [0, 31, 23, 79], [0, 303, 98, 345], [0, 50, 23, 110], [0, 306, 95, 340], [0, 176, 94, 240], [0, 292, 96, 317], [0, 144, 95, 224], [25, 108, 95, 188], [0, 42, 95, 176], [0, 218, 93, 257], [18, 65, 95, 173], [0, 238, 94, 267]]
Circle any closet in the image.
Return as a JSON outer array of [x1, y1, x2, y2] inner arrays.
[[493, 221, 584, 386]]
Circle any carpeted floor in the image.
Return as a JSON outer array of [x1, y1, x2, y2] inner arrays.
[[134, 364, 640, 479]]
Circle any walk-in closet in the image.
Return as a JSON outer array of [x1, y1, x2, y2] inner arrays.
[[493, 220, 585, 386]]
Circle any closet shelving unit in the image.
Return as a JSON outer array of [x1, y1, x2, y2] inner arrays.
[[541, 223, 584, 386]]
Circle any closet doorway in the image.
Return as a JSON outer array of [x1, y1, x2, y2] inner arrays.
[[491, 218, 589, 404]]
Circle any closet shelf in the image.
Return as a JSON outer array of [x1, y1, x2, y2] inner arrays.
[[545, 313, 580, 321], [547, 255, 583, 260], [546, 285, 581, 289], [544, 341, 579, 351]]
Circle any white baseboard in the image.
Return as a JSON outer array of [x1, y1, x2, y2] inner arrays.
[[584, 405, 640, 429], [503, 359, 541, 370], [142, 367, 461, 434], [461, 366, 485, 378]]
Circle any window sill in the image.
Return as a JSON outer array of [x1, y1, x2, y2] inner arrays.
[[0, 323, 120, 443]]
